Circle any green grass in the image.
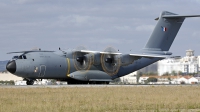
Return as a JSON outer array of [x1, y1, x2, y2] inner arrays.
[[1, 86, 200, 112]]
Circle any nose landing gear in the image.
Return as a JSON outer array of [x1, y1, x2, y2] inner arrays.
[[26, 80, 34, 85], [24, 78, 35, 85]]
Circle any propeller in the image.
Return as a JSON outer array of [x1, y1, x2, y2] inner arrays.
[[73, 46, 93, 71], [101, 47, 121, 76]]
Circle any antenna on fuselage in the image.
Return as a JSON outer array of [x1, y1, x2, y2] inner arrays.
[[59, 47, 67, 54]]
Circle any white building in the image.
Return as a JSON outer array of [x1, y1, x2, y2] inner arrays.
[[15, 81, 27, 85], [139, 75, 199, 84], [158, 49, 199, 76], [120, 71, 137, 84], [198, 56, 200, 70], [14, 79, 51, 85], [138, 76, 149, 84], [188, 77, 198, 84]]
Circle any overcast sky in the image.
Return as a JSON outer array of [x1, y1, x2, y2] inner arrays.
[[1, 0, 200, 60]]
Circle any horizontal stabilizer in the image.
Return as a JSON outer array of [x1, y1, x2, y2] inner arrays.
[[162, 15, 200, 18]]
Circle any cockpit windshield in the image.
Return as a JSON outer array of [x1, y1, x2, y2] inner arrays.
[[12, 55, 27, 60], [12, 56, 18, 59]]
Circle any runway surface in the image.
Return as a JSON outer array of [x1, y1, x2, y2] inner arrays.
[[0, 84, 200, 88]]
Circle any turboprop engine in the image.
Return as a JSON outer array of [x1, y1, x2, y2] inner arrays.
[[73, 46, 94, 71], [101, 47, 121, 76]]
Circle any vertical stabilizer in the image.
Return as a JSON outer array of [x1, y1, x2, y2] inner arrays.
[[144, 11, 200, 51]]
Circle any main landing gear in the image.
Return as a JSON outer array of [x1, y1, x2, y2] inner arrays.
[[67, 80, 110, 85]]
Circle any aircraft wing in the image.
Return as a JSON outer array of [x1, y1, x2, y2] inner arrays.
[[129, 53, 169, 58], [76, 50, 122, 55], [7, 50, 55, 54], [76, 50, 170, 58]]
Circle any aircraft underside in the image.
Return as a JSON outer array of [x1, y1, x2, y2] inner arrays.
[[24, 78, 109, 85], [62, 78, 110, 84]]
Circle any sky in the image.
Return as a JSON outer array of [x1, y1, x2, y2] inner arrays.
[[0, 0, 200, 60]]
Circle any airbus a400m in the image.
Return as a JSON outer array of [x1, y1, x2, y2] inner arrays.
[[6, 11, 200, 85]]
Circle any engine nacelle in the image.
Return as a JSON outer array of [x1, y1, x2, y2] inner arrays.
[[120, 54, 137, 66], [93, 53, 101, 65]]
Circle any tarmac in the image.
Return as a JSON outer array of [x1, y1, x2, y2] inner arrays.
[[0, 84, 199, 88]]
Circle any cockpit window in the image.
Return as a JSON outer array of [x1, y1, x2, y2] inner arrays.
[[12, 56, 18, 60], [14, 55, 27, 60], [18, 55, 22, 59], [23, 55, 27, 59]]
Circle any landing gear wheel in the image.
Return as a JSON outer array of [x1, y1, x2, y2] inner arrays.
[[105, 81, 110, 84], [89, 81, 96, 84], [98, 81, 110, 84], [67, 80, 88, 84], [26, 80, 34, 85], [89, 81, 109, 84]]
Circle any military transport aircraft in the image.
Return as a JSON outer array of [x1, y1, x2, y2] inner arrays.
[[6, 11, 200, 85]]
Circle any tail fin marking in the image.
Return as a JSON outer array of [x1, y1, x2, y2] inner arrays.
[[144, 11, 200, 52]]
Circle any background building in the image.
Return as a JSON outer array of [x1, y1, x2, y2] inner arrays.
[[158, 49, 199, 76], [120, 49, 200, 84], [120, 72, 137, 84]]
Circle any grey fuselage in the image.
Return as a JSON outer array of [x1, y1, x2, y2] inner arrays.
[[12, 51, 161, 81]]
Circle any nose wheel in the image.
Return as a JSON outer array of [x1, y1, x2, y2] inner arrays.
[[26, 80, 34, 85], [24, 79, 35, 85]]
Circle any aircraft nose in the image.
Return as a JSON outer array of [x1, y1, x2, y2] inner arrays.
[[6, 60, 16, 74]]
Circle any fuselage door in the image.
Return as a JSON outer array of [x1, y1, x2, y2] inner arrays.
[[39, 65, 46, 77]]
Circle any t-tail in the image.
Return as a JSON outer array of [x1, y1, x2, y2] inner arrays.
[[143, 11, 200, 52]]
